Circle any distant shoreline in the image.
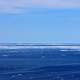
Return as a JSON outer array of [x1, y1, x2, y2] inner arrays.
[[0, 43, 80, 50], [0, 43, 80, 46]]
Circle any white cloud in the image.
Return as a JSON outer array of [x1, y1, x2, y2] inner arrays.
[[0, 0, 80, 13]]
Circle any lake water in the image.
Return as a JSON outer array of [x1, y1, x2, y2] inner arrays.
[[0, 48, 80, 80]]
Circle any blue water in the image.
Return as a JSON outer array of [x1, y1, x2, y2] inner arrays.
[[0, 48, 80, 80]]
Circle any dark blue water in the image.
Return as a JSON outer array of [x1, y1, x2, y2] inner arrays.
[[0, 48, 80, 80]]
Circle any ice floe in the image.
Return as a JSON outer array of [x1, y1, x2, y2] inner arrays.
[[0, 44, 80, 51]]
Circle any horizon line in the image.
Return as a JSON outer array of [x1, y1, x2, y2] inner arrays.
[[0, 43, 80, 46]]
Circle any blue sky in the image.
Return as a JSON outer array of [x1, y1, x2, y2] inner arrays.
[[0, 0, 80, 43]]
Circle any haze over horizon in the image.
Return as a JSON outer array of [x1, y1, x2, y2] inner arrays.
[[0, 0, 80, 43]]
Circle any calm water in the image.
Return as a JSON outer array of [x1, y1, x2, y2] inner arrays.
[[0, 48, 80, 80]]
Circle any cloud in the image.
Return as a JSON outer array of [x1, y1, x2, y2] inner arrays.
[[0, 0, 80, 13]]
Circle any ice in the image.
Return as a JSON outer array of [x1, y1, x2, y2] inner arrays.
[[0, 43, 80, 50]]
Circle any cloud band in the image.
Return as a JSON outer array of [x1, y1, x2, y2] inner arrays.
[[0, 0, 80, 13]]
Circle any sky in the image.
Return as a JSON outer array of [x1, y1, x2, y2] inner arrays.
[[0, 0, 80, 44]]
